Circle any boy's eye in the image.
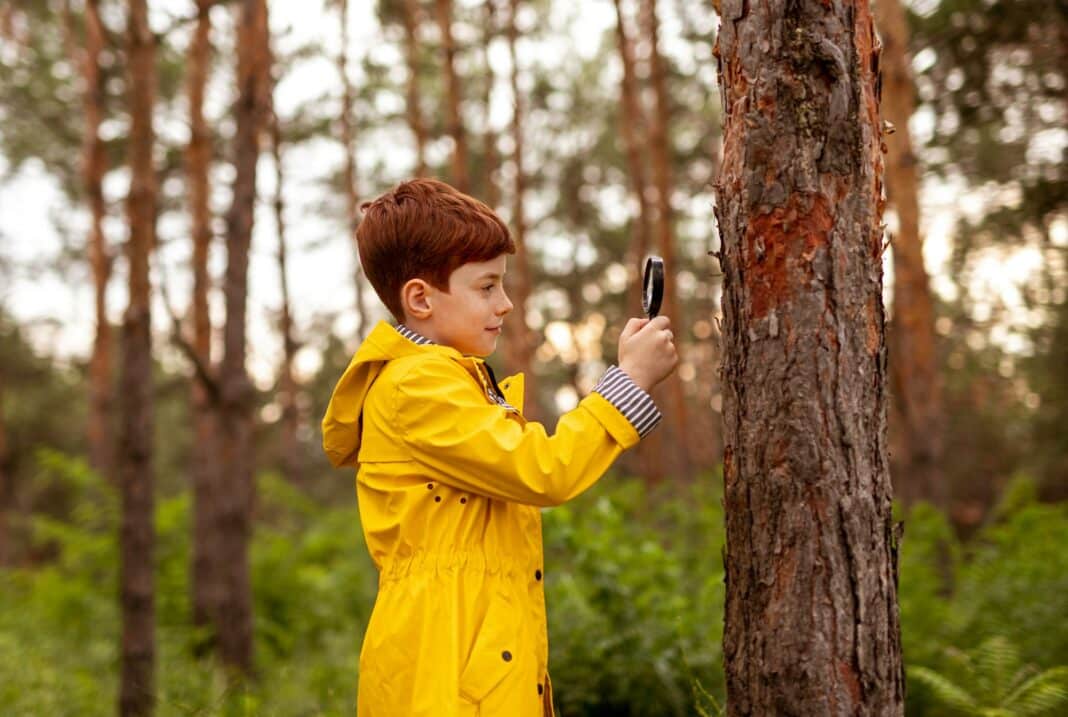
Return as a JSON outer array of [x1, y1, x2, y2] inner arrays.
[[482, 284, 494, 292]]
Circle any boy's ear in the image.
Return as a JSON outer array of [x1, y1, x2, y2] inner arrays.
[[401, 278, 434, 319]]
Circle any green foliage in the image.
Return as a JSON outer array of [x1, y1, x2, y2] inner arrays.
[[4, 455, 1068, 716], [911, 637, 1068, 716]]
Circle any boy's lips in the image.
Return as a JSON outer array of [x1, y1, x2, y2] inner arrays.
[[486, 326, 502, 334]]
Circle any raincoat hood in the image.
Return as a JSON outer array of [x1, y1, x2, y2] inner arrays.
[[322, 320, 502, 469]]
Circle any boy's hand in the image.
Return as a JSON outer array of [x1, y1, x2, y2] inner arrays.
[[617, 316, 678, 393]]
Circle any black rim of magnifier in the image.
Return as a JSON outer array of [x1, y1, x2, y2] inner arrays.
[[643, 256, 664, 318]]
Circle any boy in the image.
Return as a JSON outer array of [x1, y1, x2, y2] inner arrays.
[[322, 178, 677, 716]]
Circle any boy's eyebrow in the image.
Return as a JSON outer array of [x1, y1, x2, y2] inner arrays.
[[475, 272, 504, 280]]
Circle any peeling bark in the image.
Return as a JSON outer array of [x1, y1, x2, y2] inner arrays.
[[714, 0, 905, 712], [874, 0, 945, 508], [119, 0, 156, 712]]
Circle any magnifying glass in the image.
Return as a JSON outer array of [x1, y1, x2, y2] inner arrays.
[[642, 256, 664, 319]]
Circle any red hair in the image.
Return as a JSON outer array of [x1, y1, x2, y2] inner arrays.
[[356, 178, 516, 321]]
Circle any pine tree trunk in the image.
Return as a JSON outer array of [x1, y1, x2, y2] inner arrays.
[[185, 0, 223, 651], [643, 0, 693, 480], [714, 0, 905, 712], [611, 0, 653, 320], [874, 0, 945, 509], [119, 0, 156, 713], [435, 0, 469, 192], [271, 97, 301, 486], [613, 0, 669, 483], [504, 0, 539, 421], [401, 0, 428, 176], [217, 0, 269, 675], [338, 0, 368, 339], [0, 372, 10, 567], [481, 0, 500, 210], [82, 0, 113, 480]]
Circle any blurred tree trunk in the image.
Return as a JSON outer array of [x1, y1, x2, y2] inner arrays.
[[480, 0, 500, 210], [82, 0, 114, 480], [0, 371, 10, 567], [401, 0, 428, 176], [613, 0, 666, 483], [185, 0, 223, 652], [216, 0, 269, 675], [270, 91, 302, 486], [337, 0, 368, 339], [642, 0, 693, 480], [119, 0, 156, 713], [612, 0, 652, 320], [714, 0, 905, 712], [504, 0, 539, 422], [435, 0, 469, 192], [875, 0, 945, 509]]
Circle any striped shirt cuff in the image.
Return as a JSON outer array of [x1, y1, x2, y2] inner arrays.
[[591, 366, 662, 439]]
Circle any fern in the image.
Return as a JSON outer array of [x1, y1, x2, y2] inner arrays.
[[911, 638, 1068, 716]]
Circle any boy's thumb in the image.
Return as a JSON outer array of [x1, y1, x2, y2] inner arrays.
[[620, 317, 649, 342]]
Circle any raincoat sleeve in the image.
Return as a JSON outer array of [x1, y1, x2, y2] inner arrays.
[[394, 356, 644, 507]]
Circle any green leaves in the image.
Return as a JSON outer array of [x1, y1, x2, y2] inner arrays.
[[910, 637, 1068, 716]]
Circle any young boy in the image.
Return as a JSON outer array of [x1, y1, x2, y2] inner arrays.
[[322, 178, 677, 717]]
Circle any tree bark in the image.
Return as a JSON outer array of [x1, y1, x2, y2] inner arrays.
[[874, 0, 945, 509], [216, 0, 269, 675], [82, 0, 114, 480], [184, 0, 223, 654], [714, 0, 905, 712], [119, 0, 156, 713], [434, 0, 469, 192], [400, 0, 428, 176], [481, 0, 500, 210], [642, 0, 693, 480], [0, 369, 10, 567], [337, 0, 369, 339], [270, 91, 302, 486], [503, 0, 539, 422], [612, 0, 653, 321]]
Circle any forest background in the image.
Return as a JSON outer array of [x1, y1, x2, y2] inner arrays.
[[0, 0, 1065, 715]]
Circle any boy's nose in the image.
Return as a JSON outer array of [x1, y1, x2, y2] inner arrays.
[[498, 292, 514, 316]]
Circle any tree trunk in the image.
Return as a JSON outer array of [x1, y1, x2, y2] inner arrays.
[[401, 0, 428, 176], [503, 0, 539, 422], [714, 0, 905, 712], [270, 94, 301, 486], [119, 0, 156, 713], [481, 0, 500, 210], [613, 0, 669, 483], [337, 0, 369, 339], [874, 0, 945, 509], [642, 0, 693, 480], [434, 0, 469, 192], [0, 370, 10, 567], [216, 0, 269, 675], [184, 0, 223, 653], [82, 0, 113, 480]]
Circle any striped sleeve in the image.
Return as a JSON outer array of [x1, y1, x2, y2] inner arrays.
[[591, 365, 662, 439]]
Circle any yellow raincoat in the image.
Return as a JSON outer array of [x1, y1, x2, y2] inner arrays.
[[323, 321, 643, 716]]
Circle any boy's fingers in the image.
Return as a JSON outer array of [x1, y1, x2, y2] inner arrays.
[[620, 317, 649, 341]]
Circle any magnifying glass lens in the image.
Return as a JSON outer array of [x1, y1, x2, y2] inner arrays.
[[642, 256, 664, 318]]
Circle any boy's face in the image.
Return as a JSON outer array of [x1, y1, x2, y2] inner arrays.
[[404, 255, 514, 357]]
